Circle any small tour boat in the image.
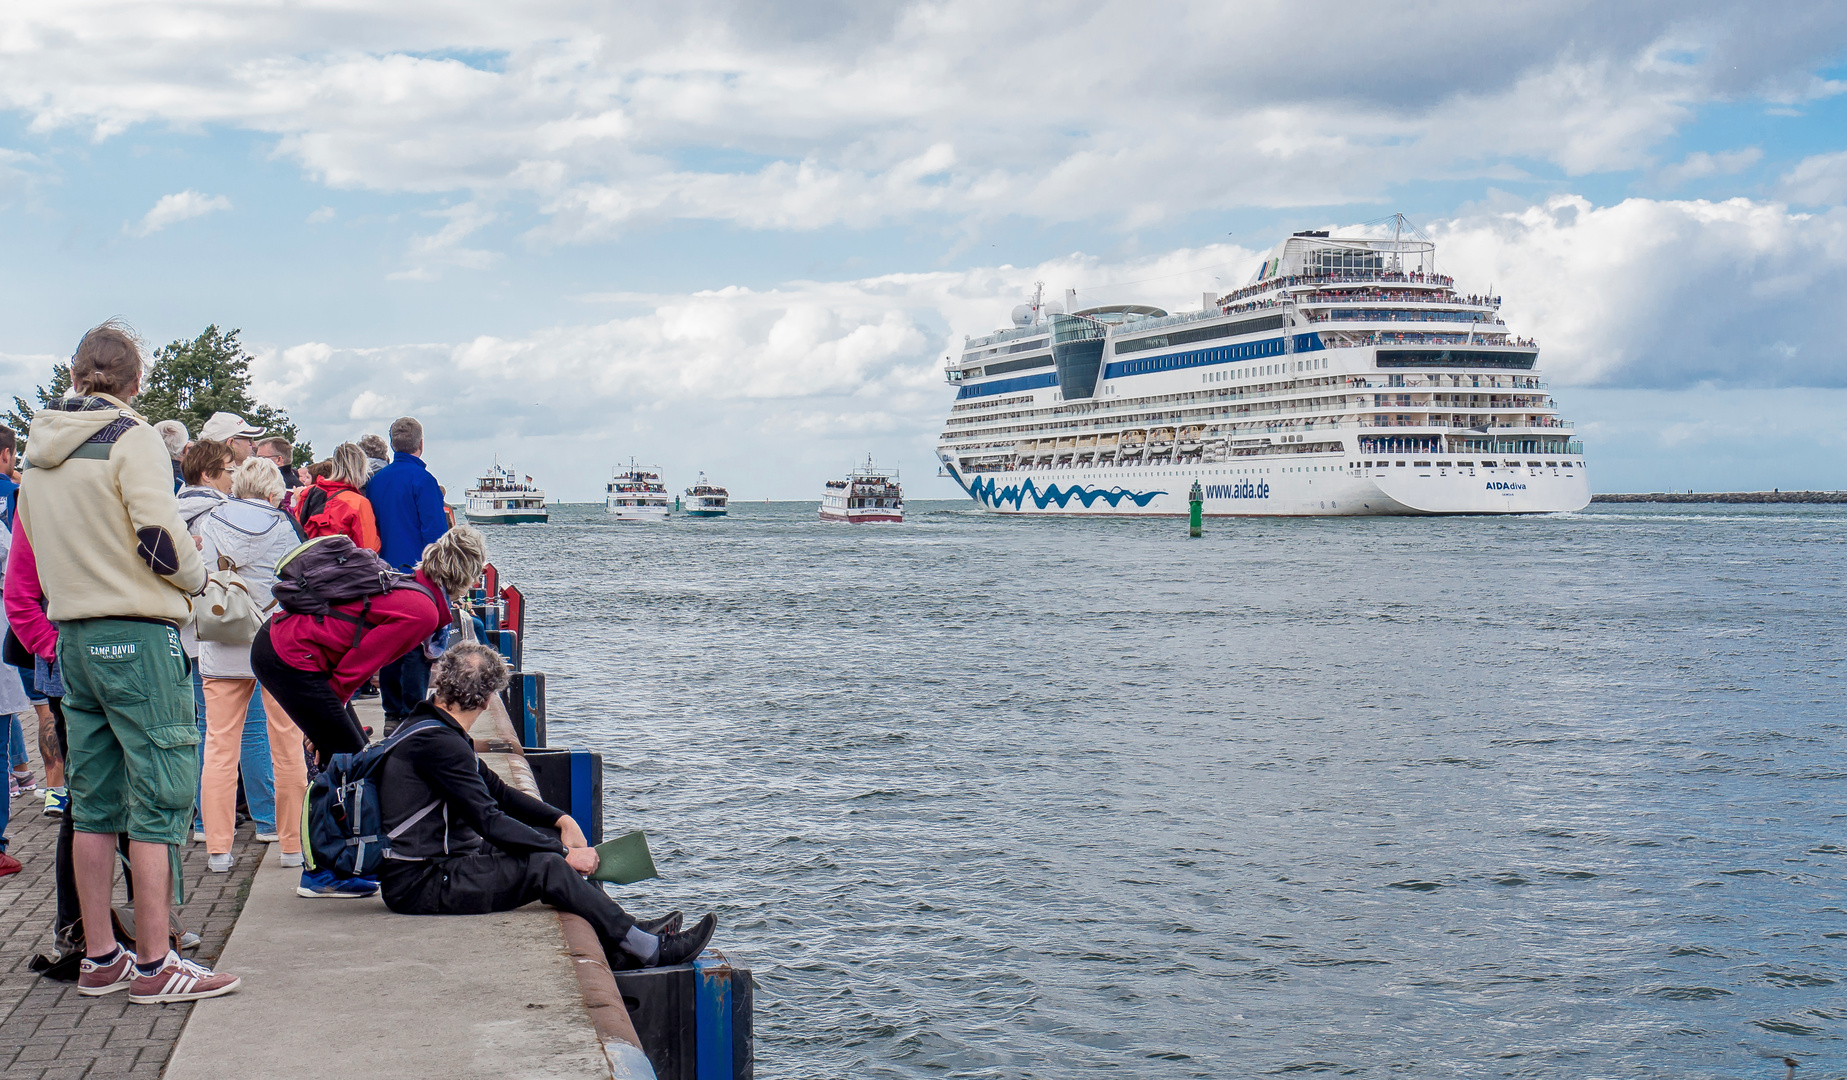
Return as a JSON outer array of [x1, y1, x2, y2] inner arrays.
[[606, 460, 671, 522], [464, 463, 548, 524], [683, 472, 730, 517], [820, 456, 903, 523]]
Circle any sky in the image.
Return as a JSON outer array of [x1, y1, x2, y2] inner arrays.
[[1, 1, 1845, 499]]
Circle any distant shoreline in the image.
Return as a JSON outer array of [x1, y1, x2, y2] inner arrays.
[[1592, 491, 1847, 504]]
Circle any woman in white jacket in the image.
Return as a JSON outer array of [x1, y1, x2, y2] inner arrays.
[[198, 458, 309, 872]]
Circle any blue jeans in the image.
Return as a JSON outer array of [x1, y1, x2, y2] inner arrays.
[[0, 710, 11, 852], [7, 711, 25, 770], [192, 669, 277, 833]]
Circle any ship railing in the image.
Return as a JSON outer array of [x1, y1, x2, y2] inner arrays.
[[1305, 311, 1506, 326]]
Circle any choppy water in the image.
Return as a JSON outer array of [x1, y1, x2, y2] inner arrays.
[[483, 502, 1847, 1079]]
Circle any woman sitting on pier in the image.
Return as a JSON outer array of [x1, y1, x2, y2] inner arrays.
[[377, 643, 717, 968]]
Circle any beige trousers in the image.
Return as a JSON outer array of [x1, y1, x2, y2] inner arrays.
[[201, 677, 308, 856]]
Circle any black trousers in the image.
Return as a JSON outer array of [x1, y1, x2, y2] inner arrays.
[[381, 850, 638, 959], [251, 623, 367, 767]]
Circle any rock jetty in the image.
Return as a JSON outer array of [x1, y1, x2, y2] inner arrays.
[[1592, 491, 1847, 504]]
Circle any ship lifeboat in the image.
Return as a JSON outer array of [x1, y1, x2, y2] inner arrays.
[[1120, 429, 1146, 448]]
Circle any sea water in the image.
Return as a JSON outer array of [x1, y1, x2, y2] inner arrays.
[[485, 502, 1847, 1079]]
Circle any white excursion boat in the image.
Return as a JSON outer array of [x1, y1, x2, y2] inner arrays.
[[683, 473, 730, 517], [820, 457, 903, 523], [605, 460, 671, 522], [464, 463, 547, 525], [936, 216, 1589, 516]]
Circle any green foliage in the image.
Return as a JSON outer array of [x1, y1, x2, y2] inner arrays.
[[136, 326, 313, 465], [6, 362, 71, 434]]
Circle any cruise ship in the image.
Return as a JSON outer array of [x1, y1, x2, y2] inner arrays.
[[935, 219, 1588, 516]]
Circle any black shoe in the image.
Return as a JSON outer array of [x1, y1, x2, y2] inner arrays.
[[654, 914, 716, 967], [636, 911, 682, 936], [356, 685, 380, 698]]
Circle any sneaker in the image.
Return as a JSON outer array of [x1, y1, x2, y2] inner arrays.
[[77, 948, 137, 996], [207, 853, 233, 873], [356, 684, 379, 698], [296, 868, 379, 898], [11, 770, 36, 795], [127, 950, 240, 1004], [0, 852, 19, 878], [279, 851, 304, 868], [655, 913, 718, 967], [253, 831, 279, 843], [43, 788, 67, 818], [193, 829, 207, 843], [177, 931, 202, 951]]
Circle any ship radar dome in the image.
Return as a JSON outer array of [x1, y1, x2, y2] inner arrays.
[[1011, 304, 1035, 327]]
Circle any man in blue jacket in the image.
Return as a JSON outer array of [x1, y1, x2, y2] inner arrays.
[[366, 416, 450, 729]]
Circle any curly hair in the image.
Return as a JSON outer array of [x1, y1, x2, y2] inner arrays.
[[430, 643, 509, 712], [419, 524, 488, 599]]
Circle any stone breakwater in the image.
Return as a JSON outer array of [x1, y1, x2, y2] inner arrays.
[[1592, 491, 1847, 504]]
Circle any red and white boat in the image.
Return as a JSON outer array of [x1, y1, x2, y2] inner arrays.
[[820, 457, 904, 523]]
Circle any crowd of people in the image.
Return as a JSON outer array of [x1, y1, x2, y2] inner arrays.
[[0, 319, 713, 1006]]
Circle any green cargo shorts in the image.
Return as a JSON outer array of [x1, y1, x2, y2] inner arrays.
[[57, 617, 199, 847]]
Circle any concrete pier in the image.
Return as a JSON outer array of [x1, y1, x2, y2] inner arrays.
[[161, 693, 649, 1079]]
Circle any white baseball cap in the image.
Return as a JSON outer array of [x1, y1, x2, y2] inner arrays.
[[199, 412, 264, 442]]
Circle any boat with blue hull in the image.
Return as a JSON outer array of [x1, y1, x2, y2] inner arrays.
[[936, 218, 1589, 516]]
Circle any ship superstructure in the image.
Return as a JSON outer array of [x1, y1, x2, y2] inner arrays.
[[936, 217, 1587, 516], [464, 463, 547, 525]]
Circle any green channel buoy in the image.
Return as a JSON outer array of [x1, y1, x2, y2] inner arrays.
[[1189, 479, 1203, 537]]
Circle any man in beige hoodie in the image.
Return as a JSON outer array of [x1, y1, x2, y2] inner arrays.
[[18, 320, 241, 1004]]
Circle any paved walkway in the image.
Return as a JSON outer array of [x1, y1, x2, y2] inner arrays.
[[0, 708, 267, 1080]]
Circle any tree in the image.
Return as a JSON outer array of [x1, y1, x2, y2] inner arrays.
[[137, 326, 313, 465], [6, 362, 71, 434]]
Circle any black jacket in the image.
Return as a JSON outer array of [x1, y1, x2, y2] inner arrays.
[[377, 700, 568, 864]]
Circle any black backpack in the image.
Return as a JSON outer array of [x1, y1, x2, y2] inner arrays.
[[270, 536, 444, 647]]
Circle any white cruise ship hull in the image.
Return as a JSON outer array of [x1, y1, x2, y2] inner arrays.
[[942, 455, 1588, 516]]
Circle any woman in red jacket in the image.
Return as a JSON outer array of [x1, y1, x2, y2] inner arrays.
[[253, 525, 485, 770], [251, 525, 486, 898], [295, 443, 381, 551]]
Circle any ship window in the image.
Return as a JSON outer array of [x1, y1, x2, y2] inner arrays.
[[1414, 461, 1431, 467], [1436, 461, 1451, 467], [1456, 461, 1473, 467], [1528, 461, 1542, 467], [1396, 461, 1405, 466], [1545, 461, 1557, 467], [1563, 461, 1573, 467]]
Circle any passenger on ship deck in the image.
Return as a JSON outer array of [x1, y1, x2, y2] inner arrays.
[[377, 643, 716, 970]]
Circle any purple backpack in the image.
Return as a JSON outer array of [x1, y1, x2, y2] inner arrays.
[[270, 535, 444, 647]]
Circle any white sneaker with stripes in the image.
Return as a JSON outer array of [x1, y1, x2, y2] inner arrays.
[[127, 950, 241, 1004]]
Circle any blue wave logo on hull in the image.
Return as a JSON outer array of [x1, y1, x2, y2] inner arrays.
[[962, 473, 1165, 511]]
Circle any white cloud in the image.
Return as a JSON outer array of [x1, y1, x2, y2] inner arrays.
[[1655, 147, 1762, 187], [1781, 150, 1847, 205], [3, 3, 1845, 238], [128, 189, 230, 236], [1430, 195, 1847, 389], [306, 205, 336, 223]]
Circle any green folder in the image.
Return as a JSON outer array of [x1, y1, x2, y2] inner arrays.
[[590, 830, 658, 885]]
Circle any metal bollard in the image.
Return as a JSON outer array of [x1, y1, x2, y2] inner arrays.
[[526, 749, 603, 844], [611, 952, 753, 1080]]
